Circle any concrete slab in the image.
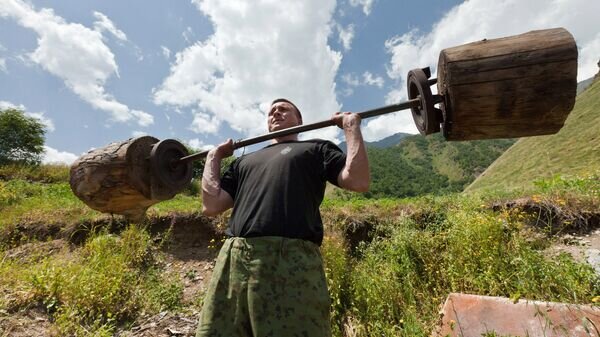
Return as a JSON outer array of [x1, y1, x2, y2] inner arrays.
[[434, 293, 600, 337]]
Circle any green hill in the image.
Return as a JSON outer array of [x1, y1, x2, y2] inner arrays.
[[335, 134, 514, 199], [467, 76, 600, 192], [337, 132, 412, 152]]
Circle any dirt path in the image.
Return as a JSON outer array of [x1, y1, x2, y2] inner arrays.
[[546, 228, 600, 274]]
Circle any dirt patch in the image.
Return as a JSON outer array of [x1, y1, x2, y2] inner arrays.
[[546, 228, 600, 274], [3, 239, 70, 264], [0, 306, 52, 337], [343, 217, 376, 256], [0, 216, 129, 249], [119, 312, 199, 337], [1, 212, 225, 249], [148, 213, 224, 304], [492, 197, 600, 235], [492, 197, 600, 275]]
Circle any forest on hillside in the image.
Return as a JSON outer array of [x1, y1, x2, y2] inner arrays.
[[335, 134, 515, 199]]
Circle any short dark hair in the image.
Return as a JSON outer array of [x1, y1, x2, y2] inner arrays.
[[271, 98, 302, 124]]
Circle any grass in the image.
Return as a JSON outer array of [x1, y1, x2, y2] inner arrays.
[[0, 225, 182, 336], [1, 166, 599, 336], [147, 192, 201, 214], [467, 76, 600, 192], [321, 173, 599, 336], [0, 180, 102, 241], [0, 176, 202, 240], [0, 163, 70, 183]]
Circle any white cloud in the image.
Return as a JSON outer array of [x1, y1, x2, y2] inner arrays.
[[161, 45, 171, 59], [42, 145, 77, 165], [0, 100, 25, 110], [0, 0, 153, 127], [182, 26, 194, 43], [25, 111, 55, 132], [189, 111, 220, 135], [0, 100, 55, 132], [340, 71, 384, 97], [0, 43, 6, 72], [361, 111, 419, 141], [154, 0, 342, 141], [130, 109, 153, 127], [362, 71, 384, 88], [132, 130, 147, 137], [349, 0, 374, 16], [579, 31, 600, 80], [368, 0, 600, 141], [187, 138, 213, 151], [342, 73, 360, 86], [92, 11, 127, 41], [337, 23, 355, 51]]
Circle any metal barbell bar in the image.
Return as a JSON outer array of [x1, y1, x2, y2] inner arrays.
[[149, 68, 441, 192]]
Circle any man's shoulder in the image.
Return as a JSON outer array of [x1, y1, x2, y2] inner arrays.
[[245, 139, 342, 159], [303, 139, 343, 151], [301, 138, 339, 147]]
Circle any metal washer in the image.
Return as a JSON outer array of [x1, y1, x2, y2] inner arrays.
[[150, 139, 193, 193]]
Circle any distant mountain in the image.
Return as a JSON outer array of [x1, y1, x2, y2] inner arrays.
[[369, 132, 413, 148], [467, 76, 600, 192], [577, 76, 596, 94], [333, 133, 515, 199], [338, 132, 412, 152]]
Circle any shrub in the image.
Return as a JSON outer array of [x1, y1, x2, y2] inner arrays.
[[322, 193, 600, 336], [1, 226, 183, 335]]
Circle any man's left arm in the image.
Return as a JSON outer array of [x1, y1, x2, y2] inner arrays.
[[332, 112, 370, 192]]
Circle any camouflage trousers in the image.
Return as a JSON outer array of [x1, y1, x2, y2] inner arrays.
[[196, 236, 331, 337]]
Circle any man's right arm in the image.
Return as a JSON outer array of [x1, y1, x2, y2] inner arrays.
[[201, 139, 234, 216]]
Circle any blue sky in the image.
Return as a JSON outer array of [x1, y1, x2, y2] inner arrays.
[[1, 0, 599, 164]]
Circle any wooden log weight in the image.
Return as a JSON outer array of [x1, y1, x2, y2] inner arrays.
[[437, 27, 577, 141], [69, 136, 190, 221]]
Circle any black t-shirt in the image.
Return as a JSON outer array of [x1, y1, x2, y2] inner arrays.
[[220, 139, 346, 245]]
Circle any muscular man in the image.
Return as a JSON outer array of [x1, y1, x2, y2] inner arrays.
[[197, 98, 369, 337]]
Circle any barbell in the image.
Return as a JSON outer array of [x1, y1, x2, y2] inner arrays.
[[151, 67, 441, 194], [69, 27, 578, 219]]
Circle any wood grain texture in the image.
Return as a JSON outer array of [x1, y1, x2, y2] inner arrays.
[[69, 136, 164, 220], [437, 28, 578, 141]]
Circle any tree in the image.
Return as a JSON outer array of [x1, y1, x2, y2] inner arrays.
[[0, 108, 46, 166]]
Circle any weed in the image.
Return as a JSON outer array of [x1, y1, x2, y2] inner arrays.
[[0, 225, 182, 335], [0, 163, 69, 183], [322, 189, 600, 336]]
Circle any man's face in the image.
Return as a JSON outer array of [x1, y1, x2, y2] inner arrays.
[[267, 102, 301, 132]]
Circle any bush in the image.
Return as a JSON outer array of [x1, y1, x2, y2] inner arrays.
[[0, 226, 183, 336], [322, 193, 600, 336]]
